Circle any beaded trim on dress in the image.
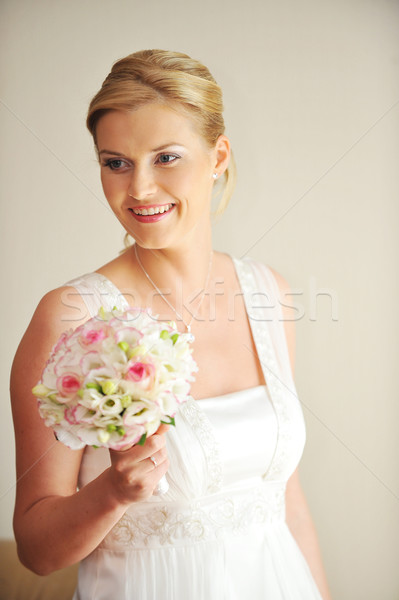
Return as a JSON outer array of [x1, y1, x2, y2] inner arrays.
[[232, 257, 305, 482], [99, 481, 286, 550]]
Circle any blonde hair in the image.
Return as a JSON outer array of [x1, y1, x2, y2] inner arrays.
[[87, 49, 236, 216]]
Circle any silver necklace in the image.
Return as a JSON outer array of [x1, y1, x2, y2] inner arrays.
[[134, 244, 213, 341]]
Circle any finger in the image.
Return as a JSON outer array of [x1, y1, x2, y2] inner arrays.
[[110, 433, 166, 468], [110, 424, 170, 455], [156, 423, 170, 435], [149, 454, 170, 488], [144, 446, 168, 472]]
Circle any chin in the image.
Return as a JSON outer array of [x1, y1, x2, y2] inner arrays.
[[130, 235, 176, 251]]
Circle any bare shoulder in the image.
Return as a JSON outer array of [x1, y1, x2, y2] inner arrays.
[[267, 265, 296, 376], [11, 284, 90, 418], [15, 285, 90, 356]]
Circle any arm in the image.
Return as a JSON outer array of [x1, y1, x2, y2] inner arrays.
[[286, 468, 331, 600], [11, 288, 169, 575], [269, 267, 332, 600]]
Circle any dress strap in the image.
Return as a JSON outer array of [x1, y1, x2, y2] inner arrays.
[[232, 257, 306, 482], [64, 272, 130, 319]]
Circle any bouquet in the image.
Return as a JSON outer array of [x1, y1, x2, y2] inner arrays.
[[32, 306, 198, 454]]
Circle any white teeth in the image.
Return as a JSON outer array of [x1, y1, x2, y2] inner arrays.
[[133, 204, 173, 216]]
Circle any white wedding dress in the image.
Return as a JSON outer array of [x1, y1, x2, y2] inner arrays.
[[67, 256, 323, 600]]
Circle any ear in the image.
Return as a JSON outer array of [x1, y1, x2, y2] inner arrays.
[[212, 135, 231, 176]]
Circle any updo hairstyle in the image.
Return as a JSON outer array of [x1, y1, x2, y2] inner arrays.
[[87, 49, 236, 216]]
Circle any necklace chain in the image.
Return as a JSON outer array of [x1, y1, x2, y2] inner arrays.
[[134, 244, 213, 336]]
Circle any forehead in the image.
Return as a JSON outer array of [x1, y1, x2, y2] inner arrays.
[[95, 104, 207, 152]]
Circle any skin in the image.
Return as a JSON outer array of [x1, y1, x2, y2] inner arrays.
[[11, 103, 330, 598]]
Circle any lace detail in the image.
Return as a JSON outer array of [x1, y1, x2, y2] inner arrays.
[[232, 258, 303, 481], [92, 274, 130, 310], [64, 272, 130, 318], [180, 398, 223, 493], [99, 482, 286, 550]]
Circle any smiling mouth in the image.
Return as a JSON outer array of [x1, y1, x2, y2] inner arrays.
[[131, 204, 175, 216]]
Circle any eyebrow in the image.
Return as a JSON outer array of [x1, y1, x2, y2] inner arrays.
[[98, 143, 186, 156], [98, 149, 125, 156]]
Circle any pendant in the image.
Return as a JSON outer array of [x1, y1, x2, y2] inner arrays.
[[186, 325, 195, 343]]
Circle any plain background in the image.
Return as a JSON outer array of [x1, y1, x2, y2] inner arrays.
[[1, 1, 398, 598]]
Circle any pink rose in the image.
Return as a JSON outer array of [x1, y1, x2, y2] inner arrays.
[[78, 322, 109, 347], [125, 361, 155, 389], [56, 373, 81, 396], [82, 329, 106, 345]]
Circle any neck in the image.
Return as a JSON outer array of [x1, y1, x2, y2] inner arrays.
[[130, 227, 215, 332], [132, 230, 213, 291]]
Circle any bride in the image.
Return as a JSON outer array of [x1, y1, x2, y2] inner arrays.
[[11, 49, 331, 599]]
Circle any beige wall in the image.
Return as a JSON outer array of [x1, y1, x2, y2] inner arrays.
[[1, 0, 398, 598]]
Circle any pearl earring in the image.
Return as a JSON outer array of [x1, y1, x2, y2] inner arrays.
[[212, 173, 218, 180]]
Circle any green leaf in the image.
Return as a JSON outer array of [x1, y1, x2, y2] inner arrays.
[[171, 333, 179, 345], [160, 329, 169, 340], [161, 416, 176, 427], [138, 433, 147, 446]]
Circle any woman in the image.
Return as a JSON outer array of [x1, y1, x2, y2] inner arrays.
[[11, 49, 331, 599]]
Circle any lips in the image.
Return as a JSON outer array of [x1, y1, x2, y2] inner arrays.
[[128, 203, 176, 223], [132, 203, 174, 216]]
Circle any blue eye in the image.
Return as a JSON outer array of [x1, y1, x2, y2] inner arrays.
[[104, 159, 127, 170], [158, 154, 178, 164]]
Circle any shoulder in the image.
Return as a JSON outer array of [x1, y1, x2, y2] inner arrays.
[[13, 284, 90, 347], [267, 266, 293, 308], [240, 257, 294, 313], [244, 257, 297, 375], [32, 285, 91, 332], [268, 265, 296, 377], [11, 286, 89, 394]]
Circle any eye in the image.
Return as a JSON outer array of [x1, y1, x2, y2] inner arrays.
[[157, 153, 179, 165], [103, 158, 129, 171]]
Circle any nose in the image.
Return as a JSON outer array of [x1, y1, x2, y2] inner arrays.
[[128, 165, 157, 201]]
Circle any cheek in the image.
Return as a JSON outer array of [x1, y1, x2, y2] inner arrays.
[[170, 164, 211, 198], [100, 172, 124, 201], [100, 172, 111, 195]]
